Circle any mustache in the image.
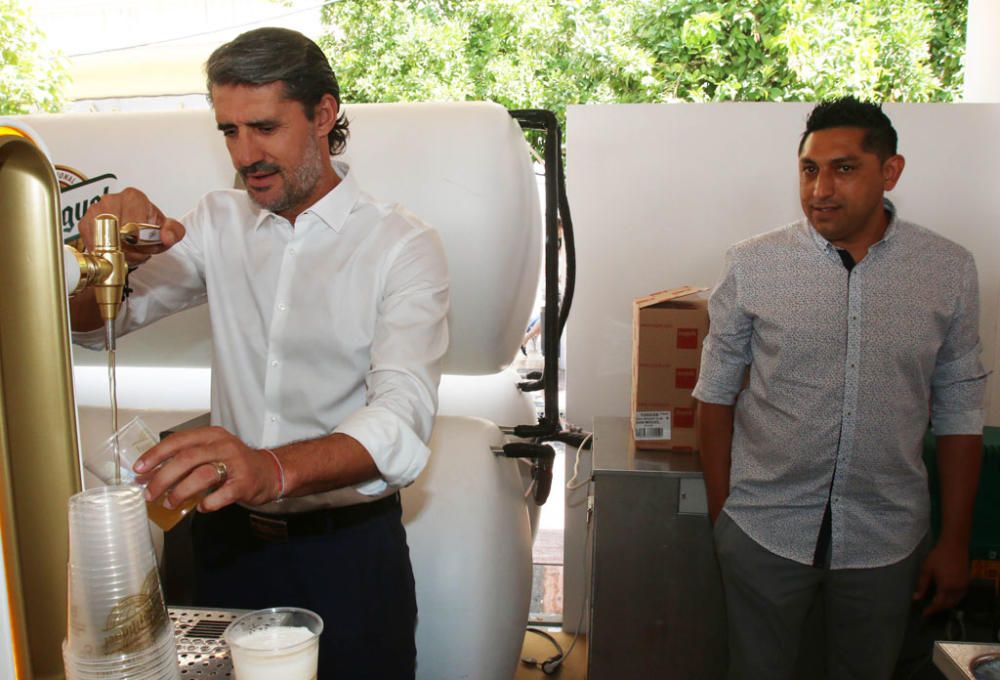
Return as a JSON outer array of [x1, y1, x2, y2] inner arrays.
[[239, 161, 281, 178]]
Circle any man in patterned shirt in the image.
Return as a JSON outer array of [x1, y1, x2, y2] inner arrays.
[[693, 97, 987, 680]]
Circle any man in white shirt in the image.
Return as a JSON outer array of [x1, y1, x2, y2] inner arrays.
[[71, 28, 449, 680]]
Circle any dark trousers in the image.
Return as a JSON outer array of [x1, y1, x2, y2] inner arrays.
[[191, 495, 417, 680], [714, 511, 929, 680]]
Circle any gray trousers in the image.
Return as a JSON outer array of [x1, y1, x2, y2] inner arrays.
[[713, 511, 929, 680]]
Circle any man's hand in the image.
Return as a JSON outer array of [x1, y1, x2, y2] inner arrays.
[[913, 540, 970, 618], [133, 426, 282, 512], [79, 187, 186, 265], [697, 401, 735, 524], [916, 434, 982, 618], [69, 187, 187, 332]]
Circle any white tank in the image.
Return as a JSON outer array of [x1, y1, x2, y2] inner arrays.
[[17, 102, 544, 680]]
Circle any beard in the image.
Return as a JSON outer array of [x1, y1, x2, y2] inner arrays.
[[240, 137, 326, 215]]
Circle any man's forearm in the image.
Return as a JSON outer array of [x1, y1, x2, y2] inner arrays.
[[935, 434, 982, 550], [698, 400, 735, 524], [277, 431, 381, 497]]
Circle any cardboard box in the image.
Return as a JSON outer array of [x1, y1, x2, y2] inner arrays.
[[631, 286, 709, 451]]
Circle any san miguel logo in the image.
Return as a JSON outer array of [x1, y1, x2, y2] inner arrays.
[[56, 164, 118, 243], [102, 568, 168, 655]]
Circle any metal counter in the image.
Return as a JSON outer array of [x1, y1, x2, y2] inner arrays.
[[590, 416, 707, 478], [934, 641, 1000, 680], [170, 606, 241, 677]]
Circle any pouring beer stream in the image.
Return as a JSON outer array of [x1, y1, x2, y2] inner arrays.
[[66, 216, 161, 483]]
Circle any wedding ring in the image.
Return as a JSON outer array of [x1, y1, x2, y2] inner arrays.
[[212, 460, 228, 484]]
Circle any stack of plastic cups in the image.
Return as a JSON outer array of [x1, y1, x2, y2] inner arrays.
[[63, 485, 181, 679]]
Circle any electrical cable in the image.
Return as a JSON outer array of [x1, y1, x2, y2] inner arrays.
[[565, 432, 593, 491], [521, 479, 594, 675], [521, 626, 566, 675], [553, 145, 576, 343]]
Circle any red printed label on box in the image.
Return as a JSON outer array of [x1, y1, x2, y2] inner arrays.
[[677, 328, 699, 349], [675, 368, 697, 389], [674, 407, 695, 428]]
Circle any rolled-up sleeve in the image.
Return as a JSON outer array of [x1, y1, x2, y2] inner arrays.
[[931, 254, 988, 435], [692, 248, 752, 406], [337, 226, 450, 494]]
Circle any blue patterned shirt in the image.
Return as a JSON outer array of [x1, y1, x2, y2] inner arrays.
[[693, 207, 987, 568]]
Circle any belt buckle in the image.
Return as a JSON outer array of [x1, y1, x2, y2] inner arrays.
[[249, 512, 289, 543]]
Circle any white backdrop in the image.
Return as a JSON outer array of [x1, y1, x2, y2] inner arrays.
[[560, 102, 1000, 632]]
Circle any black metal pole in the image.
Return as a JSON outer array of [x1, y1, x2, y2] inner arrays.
[[507, 110, 590, 450]]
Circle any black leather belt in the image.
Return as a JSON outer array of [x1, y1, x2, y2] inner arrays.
[[242, 493, 401, 543]]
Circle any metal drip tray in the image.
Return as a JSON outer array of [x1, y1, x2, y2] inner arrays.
[[170, 606, 247, 677]]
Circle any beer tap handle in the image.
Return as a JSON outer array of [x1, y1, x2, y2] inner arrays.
[[119, 222, 162, 251], [88, 214, 127, 327]]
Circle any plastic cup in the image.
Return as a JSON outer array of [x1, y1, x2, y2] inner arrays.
[[82, 417, 157, 486], [224, 607, 323, 680], [63, 626, 181, 679], [65, 486, 171, 662], [82, 417, 201, 531]]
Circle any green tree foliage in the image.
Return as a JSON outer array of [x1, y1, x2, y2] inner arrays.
[[320, 0, 967, 118], [0, 0, 68, 115], [926, 0, 968, 98], [320, 1, 660, 113]]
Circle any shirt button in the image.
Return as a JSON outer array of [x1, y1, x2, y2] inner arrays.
[[270, 416, 278, 423], [278, 303, 287, 311], [271, 360, 279, 367], [289, 248, 296, 255]]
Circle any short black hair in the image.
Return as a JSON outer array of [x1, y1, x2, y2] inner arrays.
[[799, 96, 897, 160], [206, 27, 350, 156]]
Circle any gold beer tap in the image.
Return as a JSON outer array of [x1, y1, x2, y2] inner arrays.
[[67, 216, 160, 350]]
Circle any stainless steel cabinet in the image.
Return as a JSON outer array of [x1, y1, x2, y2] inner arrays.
[[587, 417, 727, 679]]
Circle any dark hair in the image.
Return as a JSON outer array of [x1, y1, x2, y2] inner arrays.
[[799, 96, 897, 160], [206, 27, 350, 156]]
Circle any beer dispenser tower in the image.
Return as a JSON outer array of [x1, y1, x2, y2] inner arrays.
[[0, 126, 131, 679]]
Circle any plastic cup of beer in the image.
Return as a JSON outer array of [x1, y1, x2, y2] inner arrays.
[[82, 416, 201, 531], [224, 607, 323, 680]]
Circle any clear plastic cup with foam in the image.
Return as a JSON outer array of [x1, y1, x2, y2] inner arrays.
[[224, 607, 323, 680]]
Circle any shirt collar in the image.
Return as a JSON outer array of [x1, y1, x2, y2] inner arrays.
[[251, 160, 359, 232], [805, 197, 899, 255]]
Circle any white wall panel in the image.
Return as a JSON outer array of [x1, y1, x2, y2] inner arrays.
[[566, 101, 1000, 432]]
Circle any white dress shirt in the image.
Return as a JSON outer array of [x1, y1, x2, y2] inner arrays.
[[75, 162, 450, 511]]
